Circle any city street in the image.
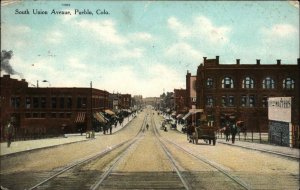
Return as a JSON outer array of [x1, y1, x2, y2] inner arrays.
[[0, 109, 298, 189]]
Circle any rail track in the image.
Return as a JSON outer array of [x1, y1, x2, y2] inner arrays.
[[150, 111, 251, 190], [24, 115, 147, 190]]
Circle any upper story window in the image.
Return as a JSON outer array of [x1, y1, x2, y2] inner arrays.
[[41, 97, 46, 108], [241, 95, 255, 107], [11, 97, 21, 109], [262, 77, 275, 89], [283, 77, 295, 90], [206, 78, 213, 88], [242, 77, 254, 89], [206, 96, 213, 107], [67, 97, 72, 109], [77, 97, 87, 108], [26, 97, 31, 109], [221, 95, 235, 107], [222, 77, 234, 89], [51, 97, 57, 108]]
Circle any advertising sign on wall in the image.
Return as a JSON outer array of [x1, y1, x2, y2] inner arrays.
[[268, 97, 291, 123]]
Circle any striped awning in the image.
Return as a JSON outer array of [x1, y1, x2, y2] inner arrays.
[[93, 112, 107, 123], [75, 112, 86, 123], [105, 109, 115, 115]]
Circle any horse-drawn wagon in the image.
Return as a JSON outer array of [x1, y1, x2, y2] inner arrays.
[[184, 109, 217, 146]]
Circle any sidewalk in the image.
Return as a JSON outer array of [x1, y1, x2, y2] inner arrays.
[[0, 115, 135, 157], [175, 123, 299, 159]]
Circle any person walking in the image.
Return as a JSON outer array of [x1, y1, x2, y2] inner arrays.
[[224, 123, 230, 142], [109, 125, 112, 134], [231, 123, 238, 144], [146, 124, 149, 130], [5, 121, 14, 148]]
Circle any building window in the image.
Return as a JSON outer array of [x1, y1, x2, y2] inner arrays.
[[26, 97, 31, 109], [67, 97, 72, 109], [241, 95, 255, 107], [33, 97, 39, 108], [262, 96, 268, 108], [60, 97, 65, 108], [242, 77, 254, 89], [262, 77, 275, 89], [222, 77, 234, 89], [41, 97, 46, 108], [11, 97, 20, 108], [51, 97, 57, 108], [206, 96, 214, 107], [222, 95, 235, 107], [283, 77, 295, 89], [206, 78, 213, 88]]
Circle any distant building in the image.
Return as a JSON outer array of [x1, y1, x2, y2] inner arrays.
[[132, 95, 143, 109], [186, 71, 197, 109], [174, 88, 186, 114], [119, 94, 132, 109], [196, 56, 299, 138], [0, 75, 109, 140]]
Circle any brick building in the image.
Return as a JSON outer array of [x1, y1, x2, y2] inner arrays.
[[0, 75, 109, 140], [174, 88, 186, 114], [196, 56, 299, 135], [186, 71, 197, 109]]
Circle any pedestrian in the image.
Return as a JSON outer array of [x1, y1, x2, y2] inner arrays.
[[146, 124, 149, 130], [231, 123, 238, 144], [224, 123, 230, 142], [109, 125, 112, 134], [5, 121, 14, 148]]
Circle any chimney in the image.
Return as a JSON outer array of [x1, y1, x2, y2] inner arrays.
[[236, 59, 240, 65], [276, 59, 281, 65], [216, 56, 219, 64], [256, 59, 260, 65], [297, 58, 300, 65], [203, 57, 207, 62]]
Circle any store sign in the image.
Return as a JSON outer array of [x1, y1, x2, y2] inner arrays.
[[268, 97, 291, 122]]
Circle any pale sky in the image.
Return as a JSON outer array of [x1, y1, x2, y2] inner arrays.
[[1, 1, 299, 97]]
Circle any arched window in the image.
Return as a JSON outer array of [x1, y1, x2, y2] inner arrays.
[[222, 77, 234, 88], [262, 77, 275, 89], [283, 77, 295, 89], [206, 78, 213, 88], [242, 77, 254, 89]]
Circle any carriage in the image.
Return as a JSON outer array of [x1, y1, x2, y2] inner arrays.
[[185, 111, 217, 146]]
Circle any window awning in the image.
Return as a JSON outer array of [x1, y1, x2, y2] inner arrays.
[[105, 109, 115, 115], [182, 109, 203, 120], [93, 112, 107, 123], [75, 112, 86, 123]]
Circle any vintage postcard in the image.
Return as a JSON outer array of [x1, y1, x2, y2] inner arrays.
[[1, 1, 299, 189]]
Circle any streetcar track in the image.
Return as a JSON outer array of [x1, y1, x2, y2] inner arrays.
[[150, 112, 191, 190], [151, 112, 251, 190], [26, 114, 147, 190]]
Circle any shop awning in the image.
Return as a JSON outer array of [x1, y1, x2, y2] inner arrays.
[[105, 109, 115, 115], [182, 109, 203, 120], [75, 112, 86, 123], [93, 112, 107, 123]]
